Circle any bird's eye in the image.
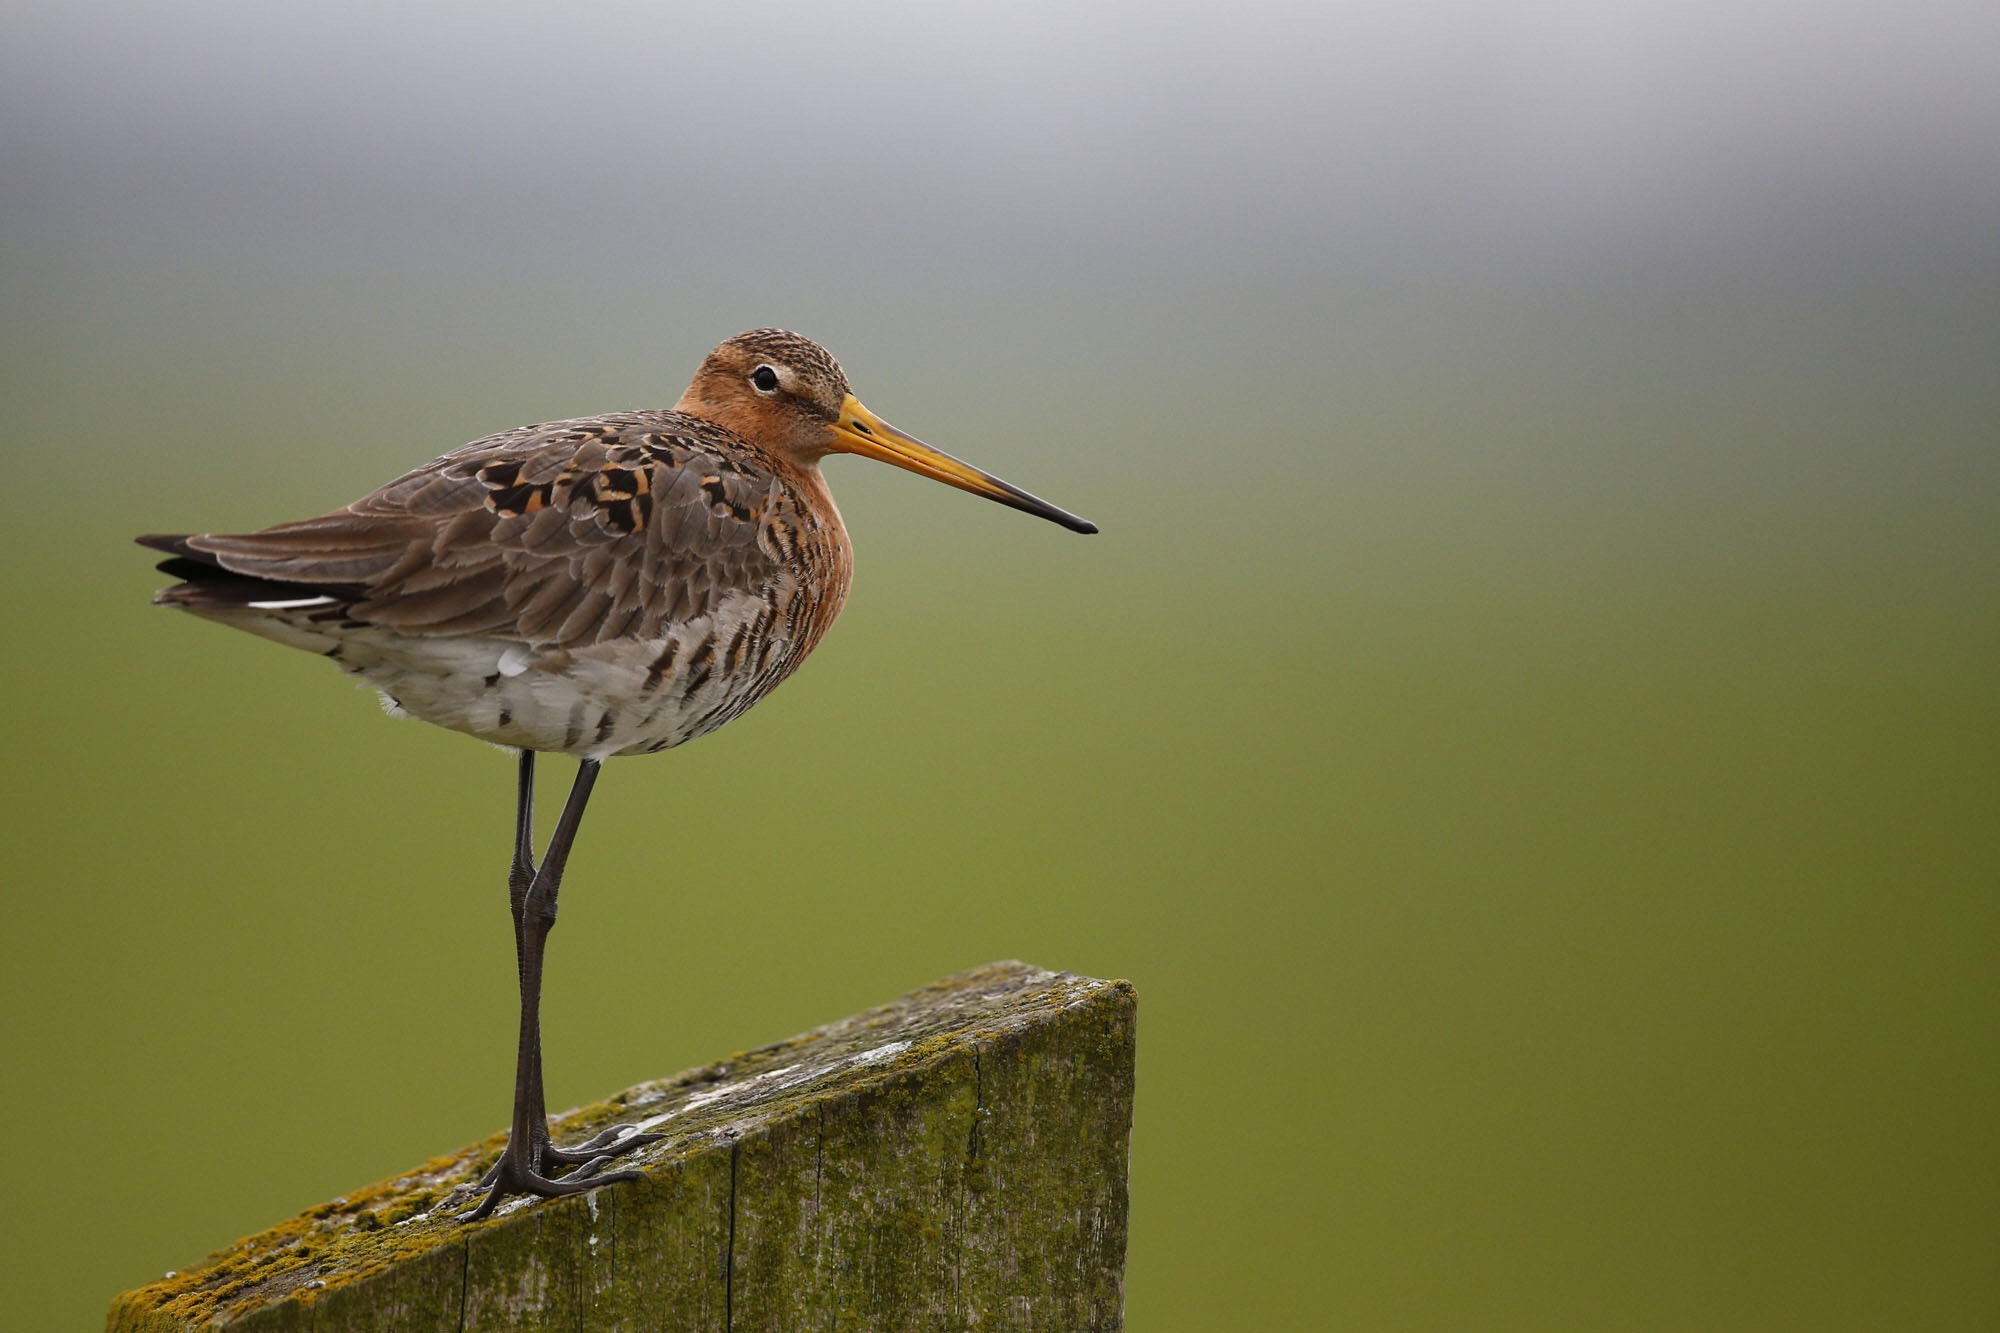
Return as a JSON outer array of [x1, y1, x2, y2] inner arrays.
[[750, 365, 781, 394]]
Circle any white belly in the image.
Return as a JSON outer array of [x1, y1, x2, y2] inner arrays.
[[200, 608, 806, 759]]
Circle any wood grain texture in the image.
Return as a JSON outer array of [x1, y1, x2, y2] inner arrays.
[[107, 962, 1136, 1332]]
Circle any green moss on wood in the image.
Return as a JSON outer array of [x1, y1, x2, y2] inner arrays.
[[108, 961, 1136, 1332]]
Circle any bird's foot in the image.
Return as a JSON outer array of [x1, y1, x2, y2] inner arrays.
[[540, 1123, 666, 1168], [463, 1123, 665, 1221]]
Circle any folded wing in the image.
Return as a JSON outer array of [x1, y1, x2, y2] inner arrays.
[[140, 412, 788, 648]]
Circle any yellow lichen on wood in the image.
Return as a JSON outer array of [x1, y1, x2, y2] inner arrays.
[[107, 961, 1137, 1332]]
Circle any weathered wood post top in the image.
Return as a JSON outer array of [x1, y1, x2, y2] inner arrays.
[[108, 960, 1137, 1331]]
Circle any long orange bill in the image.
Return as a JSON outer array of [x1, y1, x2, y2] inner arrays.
[[831, 395, 1097, 534]]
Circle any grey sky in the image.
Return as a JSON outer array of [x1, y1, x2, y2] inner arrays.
[[8, 0, 1998, 286]]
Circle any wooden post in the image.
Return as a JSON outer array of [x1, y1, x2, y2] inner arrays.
[[107, 961, 1136, 1331]]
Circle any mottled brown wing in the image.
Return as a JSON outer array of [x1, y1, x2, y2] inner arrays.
[[180, 412, 789, 646]]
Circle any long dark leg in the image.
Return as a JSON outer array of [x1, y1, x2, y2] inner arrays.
[[476, 750, 547, 1189], [469, 756, 660, 1219], [510, 748, 537, 929]]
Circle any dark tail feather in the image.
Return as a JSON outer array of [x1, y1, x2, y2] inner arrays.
[[136, 533, 199, 559], [137, 533, 361, 612]]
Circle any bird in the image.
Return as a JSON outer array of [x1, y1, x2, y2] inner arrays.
[[138, 328, 1095, 1218]]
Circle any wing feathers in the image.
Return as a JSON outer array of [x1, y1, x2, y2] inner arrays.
[[142, 412, 802, 648]]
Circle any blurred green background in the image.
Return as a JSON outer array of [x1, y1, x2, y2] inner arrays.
[[5, 2, 1997, 1328]]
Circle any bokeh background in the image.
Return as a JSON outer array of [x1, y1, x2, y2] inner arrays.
[[5, 1, 1996, 1327]]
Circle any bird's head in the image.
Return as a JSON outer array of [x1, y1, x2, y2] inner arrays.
[[677, 329, 1097, 534]]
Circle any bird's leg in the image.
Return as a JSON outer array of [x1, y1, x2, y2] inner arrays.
[[509, 748, 537, 930], [504, 756, 662, 1168], [468, 757, 662, 1219], [476, 749, 545, 1190]]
